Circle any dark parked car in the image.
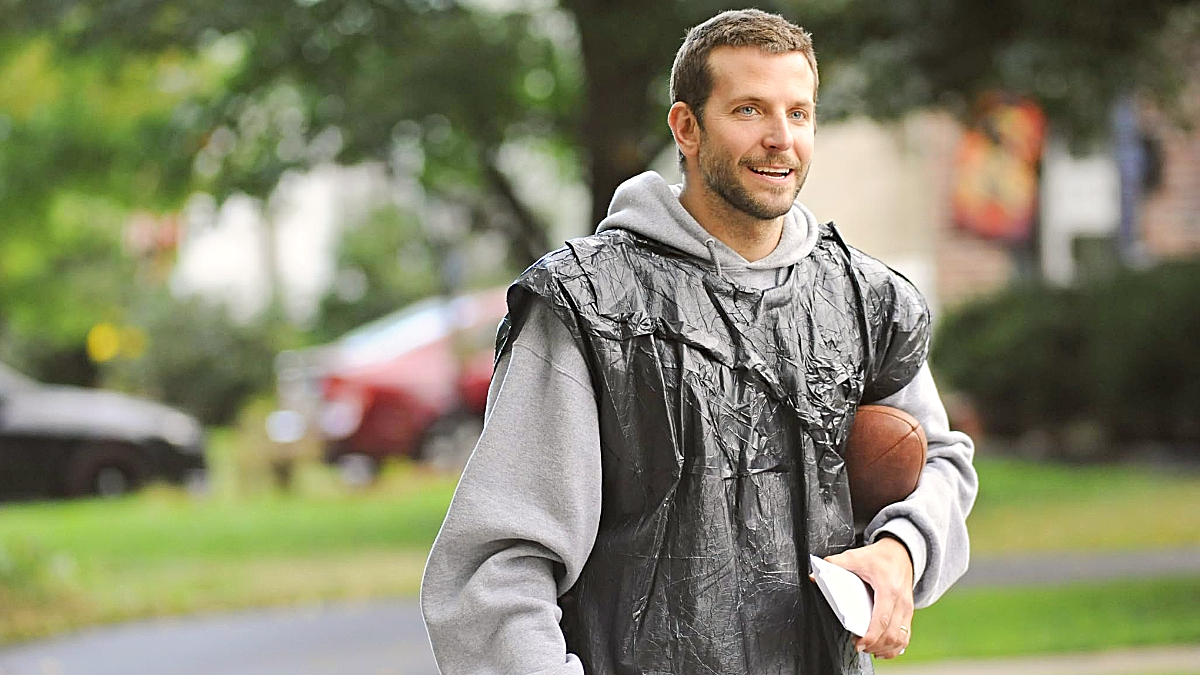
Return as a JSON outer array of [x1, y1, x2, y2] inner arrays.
[[0, 362, 206, 499], [274, 287, 508, 481]]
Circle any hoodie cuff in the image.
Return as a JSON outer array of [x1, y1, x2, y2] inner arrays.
[[529, 655, 586, 675], [870, 518, 928, 589]]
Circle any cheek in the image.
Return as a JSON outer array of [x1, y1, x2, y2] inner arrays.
[[717, 127, 761, 157], [796, 128, 816, 158]]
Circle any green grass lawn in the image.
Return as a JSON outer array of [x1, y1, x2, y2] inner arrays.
[[967, 455, 1200, 553], [893, 576, 1200, 662], [0, 474, 455, 560], [1, 447, 1198, 653], [0, 455, 460, 643]]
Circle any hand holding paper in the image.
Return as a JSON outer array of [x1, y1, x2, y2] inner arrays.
[[819, 537, 915, 659], [809, 554, 874, 637]]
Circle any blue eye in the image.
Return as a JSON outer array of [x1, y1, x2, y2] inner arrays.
[[791, 110, 810, 120], [737, 106, 757, 116]]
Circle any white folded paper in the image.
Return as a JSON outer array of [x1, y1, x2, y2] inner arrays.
[[809, 554, 874, 637]]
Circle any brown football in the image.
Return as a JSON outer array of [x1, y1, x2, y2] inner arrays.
[[845, 404, 927, 525]]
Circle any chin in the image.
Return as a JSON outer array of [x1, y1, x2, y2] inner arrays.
[[753, 192, 799, 219]]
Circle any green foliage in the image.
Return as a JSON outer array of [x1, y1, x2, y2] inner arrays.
[[932, 259, 1200, 456], [0, 34, 224, 351], [0, 193, 136, 344], [1, 344, 98, 388], [809, 0, 1200, 141], [308, 207, 441, 344], [9, 0, 1198, 271], [7, 1, 577, 259], [1085, 261, 1200, 442], [102, 291, 281, 425], [2, 0, 1197, 399], [933, 283, 1087, 436]]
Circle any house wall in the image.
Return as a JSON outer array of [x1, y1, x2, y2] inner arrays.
[[802, 112, 1015, 314], [1140, 105, 1200, 259]]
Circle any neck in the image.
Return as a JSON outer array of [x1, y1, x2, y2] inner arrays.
[[677, 177, 785, 263]]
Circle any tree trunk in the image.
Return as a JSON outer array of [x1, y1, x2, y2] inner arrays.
[[563, 1, 694, 228]]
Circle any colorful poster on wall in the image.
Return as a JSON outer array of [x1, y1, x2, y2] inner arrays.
[[952, 94, 1047, 242]]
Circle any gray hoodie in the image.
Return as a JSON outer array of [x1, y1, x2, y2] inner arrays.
[[421, 172, 978, 675]]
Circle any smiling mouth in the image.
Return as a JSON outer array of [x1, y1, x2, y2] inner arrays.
[[748, 166, 793, 178]]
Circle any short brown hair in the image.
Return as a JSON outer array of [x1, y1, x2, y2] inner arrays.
[[670, 9, 819, 126]]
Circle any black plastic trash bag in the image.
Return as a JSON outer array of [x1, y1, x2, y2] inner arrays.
[[497, 225, 929, 674]]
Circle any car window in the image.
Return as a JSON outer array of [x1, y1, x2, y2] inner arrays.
[[337, 298, 454, 368]]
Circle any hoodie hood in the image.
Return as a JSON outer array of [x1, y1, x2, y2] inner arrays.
[[595, 171, 821, 278]]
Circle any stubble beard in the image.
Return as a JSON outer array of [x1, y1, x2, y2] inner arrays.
[[699, 133, 806, 222]]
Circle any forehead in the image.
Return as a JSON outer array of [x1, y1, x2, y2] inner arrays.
[[706, 45, 815, 105]]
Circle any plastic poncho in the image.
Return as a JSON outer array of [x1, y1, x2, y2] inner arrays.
[[497, 224, 930, 674]]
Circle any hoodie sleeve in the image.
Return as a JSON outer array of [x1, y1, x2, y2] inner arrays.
[[421, 299, 602, 675], [862, 363, 978, 608]]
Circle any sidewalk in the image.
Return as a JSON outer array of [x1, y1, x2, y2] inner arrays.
[[876, 645, 1200, 674], [958, 546, 1200, 587]]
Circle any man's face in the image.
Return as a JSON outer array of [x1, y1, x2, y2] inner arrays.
[[695, 46, 816, 221]]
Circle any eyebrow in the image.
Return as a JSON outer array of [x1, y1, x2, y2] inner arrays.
[[734, 95, 815, 109]]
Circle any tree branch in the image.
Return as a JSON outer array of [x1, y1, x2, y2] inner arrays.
[[481, 156, 552, 267]]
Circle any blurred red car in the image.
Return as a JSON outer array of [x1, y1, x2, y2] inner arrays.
[[274, 288, 508, 480]]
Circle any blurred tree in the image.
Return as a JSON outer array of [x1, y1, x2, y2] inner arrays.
[[807, 0, 1200, 143], [6, 0, 803, 251], [932, 259, 1200, 460], [104, 288, 280, 425], [4, 0, 576, 262], [0, 35, 224, 382], [4, 0, 1197, 277], [310, 206, 440, 344], [556, 0, 739, 225]]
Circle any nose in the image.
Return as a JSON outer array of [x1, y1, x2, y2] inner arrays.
[[762, 113, 794, 150]]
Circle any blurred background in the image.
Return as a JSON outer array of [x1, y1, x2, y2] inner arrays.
[[1, 0, 1199, 673]]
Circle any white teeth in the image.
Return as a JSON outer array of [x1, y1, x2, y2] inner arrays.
[[751, 167, 790, 177]]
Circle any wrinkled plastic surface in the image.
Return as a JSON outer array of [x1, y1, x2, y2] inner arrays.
[[497, 225, 929, 674]]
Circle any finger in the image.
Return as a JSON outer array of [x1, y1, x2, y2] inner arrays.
[[870, 580, 914, 651], [863, 626, 904, 657], [855, 575, 900, 651], [823, 545, 911, 654], [859, 589, 914, 655], [874, 610, 913, 659], [822, 548, 866, 572], [853, 605, 892, 652], [876, 643, 907, 660]]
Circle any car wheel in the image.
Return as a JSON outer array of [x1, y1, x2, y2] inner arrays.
[[65, 443, 149, 498], [335, 452, 379, 488], [419, 413, 484, 472]]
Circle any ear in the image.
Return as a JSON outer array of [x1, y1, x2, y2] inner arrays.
[[668, 101, 701, 164]]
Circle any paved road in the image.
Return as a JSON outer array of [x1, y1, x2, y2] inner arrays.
[[2, 548, 1198, 675], [958, 546, 1200, 588], [0, 601, 438, 675]]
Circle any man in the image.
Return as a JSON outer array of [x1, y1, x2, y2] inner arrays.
[[422, 9, 977, 674]]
